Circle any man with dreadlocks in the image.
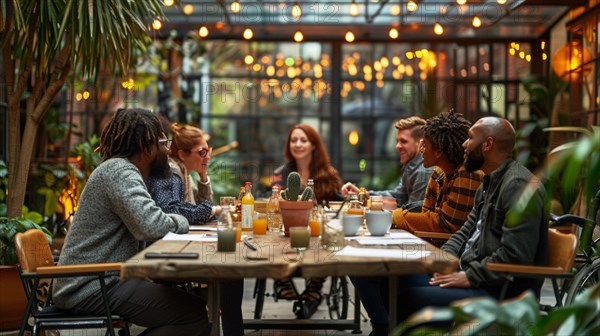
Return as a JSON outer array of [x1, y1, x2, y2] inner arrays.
[[53, 108, 210, 335], [391, 111, 484, 233]]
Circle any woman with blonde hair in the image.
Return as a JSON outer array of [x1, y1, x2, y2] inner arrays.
[[147, 123, 221, 223]]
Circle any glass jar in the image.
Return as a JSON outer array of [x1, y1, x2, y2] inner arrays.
[[321, 213, 344, 251]]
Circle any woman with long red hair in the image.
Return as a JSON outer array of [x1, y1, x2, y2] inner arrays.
[[272, 123, 342, 203], [271, 123, 342, 317]]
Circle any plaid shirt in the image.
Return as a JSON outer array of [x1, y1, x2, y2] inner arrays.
[[392, 165, 483, 233]]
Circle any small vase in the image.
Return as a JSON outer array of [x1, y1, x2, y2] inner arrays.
[[278, 200, 313, 236]]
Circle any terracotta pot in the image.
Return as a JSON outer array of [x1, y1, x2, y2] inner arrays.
[[0, 265, 27, 331], [279, 200, 313, 236]]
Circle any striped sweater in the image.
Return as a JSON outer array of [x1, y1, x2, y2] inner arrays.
[[392, 166, 483, 233]]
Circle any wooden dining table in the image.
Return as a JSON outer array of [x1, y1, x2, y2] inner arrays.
[[121, 228, 458, 335]]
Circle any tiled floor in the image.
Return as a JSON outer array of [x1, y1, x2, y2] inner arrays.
[[1, 278, 557, 336]]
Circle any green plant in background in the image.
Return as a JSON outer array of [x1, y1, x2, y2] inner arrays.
[[0, 206, 50, 265], [0, 160, 7, 206], [2, 0, 166, 219], [393, 283, 600, 335], [516, 74, 568, 173], [71, 135, 102, 178]]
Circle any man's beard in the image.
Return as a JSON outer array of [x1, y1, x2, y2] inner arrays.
[[149, 151, 172, 179], [464, 144, 484, 172]]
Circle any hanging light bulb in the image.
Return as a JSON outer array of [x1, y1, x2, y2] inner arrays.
[[390, 4, 401, 16], [407, 1, 418, 12], [349, 2, 359, 16], [389, 28, 399, 39], [163, 0, 174, 6], [244, 55, 254, 65], [434, 23, 444, 35], [198, 26, 209, 37], [345, 31, 355, 42], [294, 31, 304, 42], [456, 0, 466, 5], [152, 19, 162, 30], [472, 16, 481, 28], [243, 28, 253, 40], [183, 4, 193, 15], [497, 0, 507, 4], [230, 1, 240, 13], [292, 3, 302, 18]]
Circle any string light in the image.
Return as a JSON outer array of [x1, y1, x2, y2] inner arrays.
[[472, 16, 481, 28], [183, 4, 193, 15], [198, 26, 209, 37], [350, 2, 359, 16], [434, 23, 444, 35], [292, 3, 302, 18], [152, 19, 162, 30], [243, 28, 253, 40], [389, 27, 399, 39], [457, 0, 466, 5], [390, 4, 401, 16], [231, 1, 240, 13], [345, 31, 355, 42], [294, 31, 304, 42], [497, 0, 507, 4], [407, 1, 418, 12], [163, 0, 174, 6]]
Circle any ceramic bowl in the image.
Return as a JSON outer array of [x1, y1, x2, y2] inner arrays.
[[365, 210, 392, 236], [342, 215, 363, 236]]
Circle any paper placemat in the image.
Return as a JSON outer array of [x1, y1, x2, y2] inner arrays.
[[335, 246, 430, 259]]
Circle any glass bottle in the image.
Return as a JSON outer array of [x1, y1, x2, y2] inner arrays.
[[241, 182, 254, 231], [234, 186, 245, 224], [266, 185, 282, 232]]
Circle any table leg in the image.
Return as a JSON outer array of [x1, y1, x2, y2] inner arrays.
[[388, 275, 398, 330], [209, 280, 220, 336]]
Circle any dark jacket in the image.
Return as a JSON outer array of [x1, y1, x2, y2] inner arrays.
[[442, 160, 548, 299]]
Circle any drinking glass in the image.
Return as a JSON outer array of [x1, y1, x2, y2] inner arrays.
[[289, 226, 310, 258], [321, 213, 344, 251], [253, 212, 268, 235], [220, 196, 236, 207]]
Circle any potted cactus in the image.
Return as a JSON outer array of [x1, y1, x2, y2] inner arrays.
[[278, 172, 314, 236]]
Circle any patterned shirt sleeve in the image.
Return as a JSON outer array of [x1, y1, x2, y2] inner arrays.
[[147, 173, 215, 225]]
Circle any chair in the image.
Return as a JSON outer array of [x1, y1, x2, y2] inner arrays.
[[486, 228, 578, 308], [413, 231, 452, 247], [14, 229, 130, 336]]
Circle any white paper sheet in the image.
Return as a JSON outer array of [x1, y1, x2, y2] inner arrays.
[[353, 237, 426, 246], [163, 232, 217, 242], [335, 246, 430, 259], [189, 225, 218, 231]]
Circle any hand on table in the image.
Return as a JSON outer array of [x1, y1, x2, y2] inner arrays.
[[429, 271, 471, 288]]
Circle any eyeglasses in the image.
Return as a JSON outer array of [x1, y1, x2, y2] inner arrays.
[[194, 147, 212, 158], [158, 139, 172, 150]]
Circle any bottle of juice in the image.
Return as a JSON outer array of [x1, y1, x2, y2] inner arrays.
[[266, 185, 282, 232], [241, 182, 254, 231]]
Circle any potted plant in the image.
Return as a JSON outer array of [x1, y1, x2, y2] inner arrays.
[[278, 172, 314, 236], [0, 206, 51, 331]]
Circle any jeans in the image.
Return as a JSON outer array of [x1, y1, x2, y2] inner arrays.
[[70, 279, 210, 336], [352, 274, 490, 327]]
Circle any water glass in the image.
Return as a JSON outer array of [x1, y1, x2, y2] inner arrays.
[[217, 229, 237, 252], [321, 213, 344, 251]]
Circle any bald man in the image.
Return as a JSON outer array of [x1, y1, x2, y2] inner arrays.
[[358, 117, 548, 335]]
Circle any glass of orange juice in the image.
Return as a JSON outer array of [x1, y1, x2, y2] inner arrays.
[[309, 213, 321, 237], [253, 212, 268, 235]]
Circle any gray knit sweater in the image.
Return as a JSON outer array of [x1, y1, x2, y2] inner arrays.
[[53, 158, 189, 309]]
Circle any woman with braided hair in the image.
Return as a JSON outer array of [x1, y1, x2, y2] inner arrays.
[[53, 108, 210, 335]]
